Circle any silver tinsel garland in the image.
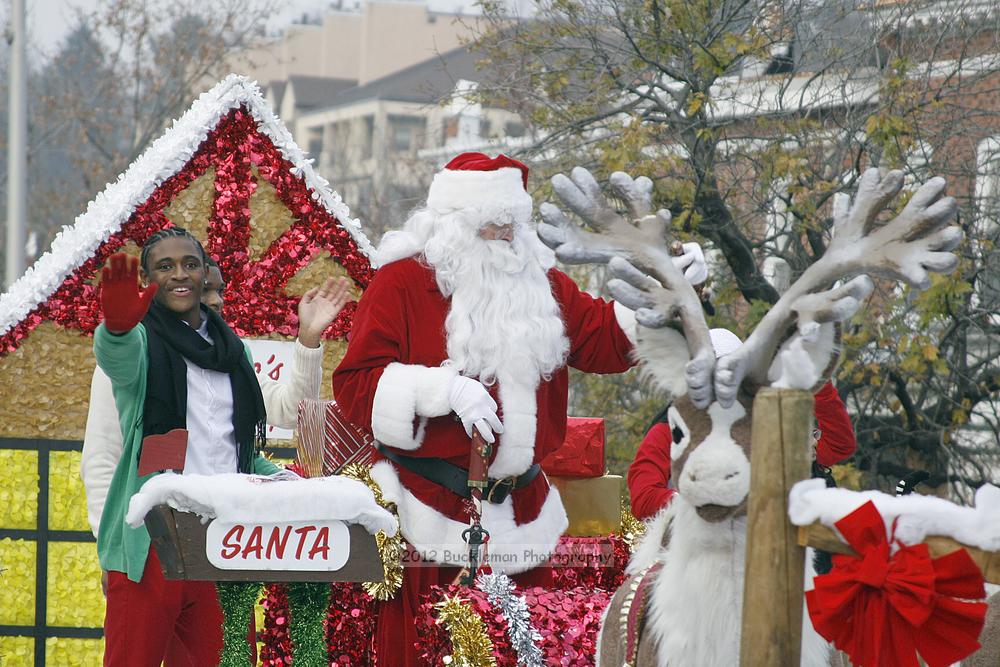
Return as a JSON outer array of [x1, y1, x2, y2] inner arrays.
[[477, 573, 544, 667]]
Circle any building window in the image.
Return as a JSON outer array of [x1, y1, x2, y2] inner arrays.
[[505, 121, 525, 138], [976, 137, 1000, 236], [361, 115, 375, 160], [305, 127, 323, 159], [388, 115, 425, 153]]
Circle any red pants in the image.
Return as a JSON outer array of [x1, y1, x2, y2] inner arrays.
[[104, 548, 225, 667], [375, 561, 552, 666]]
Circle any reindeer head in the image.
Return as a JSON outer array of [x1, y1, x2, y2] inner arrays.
[[539, 167, 961, 522]]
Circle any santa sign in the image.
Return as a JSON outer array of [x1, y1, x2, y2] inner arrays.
[[207, 518, 352, 571]]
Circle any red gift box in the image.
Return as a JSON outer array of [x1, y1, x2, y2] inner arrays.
[[297, 399, 378, 476], [540, 417, 605, 478]]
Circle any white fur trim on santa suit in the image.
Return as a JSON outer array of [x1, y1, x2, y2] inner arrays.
[[613, 301, 638, 345], [426, 166, 533, 224], [370, 460, 568, 574], [372, 363, 458, 451], [488, 370, 540, 478]]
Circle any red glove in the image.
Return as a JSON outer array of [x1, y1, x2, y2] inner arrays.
[[99, 253, 158, 333]]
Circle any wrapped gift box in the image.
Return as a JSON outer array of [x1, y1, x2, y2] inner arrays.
[[540, 417, 605, 478], [549, 474, 622, 537], [297, 398, 378, 476]]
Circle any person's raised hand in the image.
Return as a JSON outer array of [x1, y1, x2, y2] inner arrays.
[[297, 277, 352, 348], [100, 253, 157, 334], [671, 242, 708, 285]]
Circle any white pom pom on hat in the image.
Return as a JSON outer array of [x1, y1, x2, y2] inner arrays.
[[709, 328, 743, 358], [426, 152, 534, 225]]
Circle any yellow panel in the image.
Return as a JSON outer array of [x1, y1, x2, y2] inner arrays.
[[0, 539, 36, 625], [46, 542, 105, 628], [0, 322, 96, 440], [48, 450, 90, 532], [164, 167, 216, 244], [0, 449, 38, 529], [284, 254, 356, 299], [0, 635, 34, 665], [46, 637, 104, 666], [248, 165, 297, 263]]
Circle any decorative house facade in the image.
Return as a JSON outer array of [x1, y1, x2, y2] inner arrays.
[[0, 74, 374, 664]]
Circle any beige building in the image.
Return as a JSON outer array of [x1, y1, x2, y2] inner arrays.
[[234, 1, 529, 238], [239, 1, 477, 102], [291, 46, 529, 237]]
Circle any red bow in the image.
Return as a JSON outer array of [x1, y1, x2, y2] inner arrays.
[[806, 501, 987, 667]]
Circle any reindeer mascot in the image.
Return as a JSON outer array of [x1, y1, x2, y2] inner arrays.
[[533, 166, 967, 666]]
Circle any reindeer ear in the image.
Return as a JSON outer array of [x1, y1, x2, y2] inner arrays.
[[766, 321, 842, 392], [635, 324, 691, 398]]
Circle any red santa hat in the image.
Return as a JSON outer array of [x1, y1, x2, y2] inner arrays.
[[426, 152, 534, 224]]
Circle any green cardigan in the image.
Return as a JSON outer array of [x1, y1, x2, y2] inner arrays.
[[93, 322, 280, 582]]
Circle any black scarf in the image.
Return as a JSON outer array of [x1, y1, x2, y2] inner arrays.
[[141, 301, 267, 473]]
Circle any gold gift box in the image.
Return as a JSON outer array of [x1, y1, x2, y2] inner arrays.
[[550, 474, 622, 537]]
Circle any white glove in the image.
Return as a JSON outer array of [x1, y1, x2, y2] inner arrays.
[[671, 242, 708, 286], [448, 376, 504, 443]]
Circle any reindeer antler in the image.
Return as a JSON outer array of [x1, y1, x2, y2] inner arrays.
[[540, 167, 716, 407], [711, 168, 961, 406]]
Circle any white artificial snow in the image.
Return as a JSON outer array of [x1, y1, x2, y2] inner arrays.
[[125, 472, 398, 536], [0, 74, 376, 336], [788, 478, 1000, 552]]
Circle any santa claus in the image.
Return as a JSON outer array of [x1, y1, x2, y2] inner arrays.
[[333, 152, 701, 663]]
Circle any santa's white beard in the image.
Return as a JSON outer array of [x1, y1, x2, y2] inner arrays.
[[424, 221, 570, 385]]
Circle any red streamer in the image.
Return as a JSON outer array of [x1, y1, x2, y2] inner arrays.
[[1, 106, 373, 355]]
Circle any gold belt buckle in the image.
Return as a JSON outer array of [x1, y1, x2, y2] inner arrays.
[[486, 475, 518, 503]]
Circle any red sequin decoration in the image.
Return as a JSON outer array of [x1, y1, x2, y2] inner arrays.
[[414, 582, 614, 666], [0, 106, 373, 355], [261, 582, 377, 666], [257, 535, 628, 664], [550, 534, 630, 591]]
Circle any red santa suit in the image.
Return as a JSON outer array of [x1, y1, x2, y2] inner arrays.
[[335, 257, 634, 559], [332, 153, 636, 664], [627, 381, 857, 520]]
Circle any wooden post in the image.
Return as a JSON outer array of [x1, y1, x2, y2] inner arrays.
[[740, 387, 813, 665]]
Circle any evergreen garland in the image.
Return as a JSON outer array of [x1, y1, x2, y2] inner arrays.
[[217, 581, 262, 667], [287, 581, 332, 666]]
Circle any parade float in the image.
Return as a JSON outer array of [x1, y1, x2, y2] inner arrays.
[[1, 71, 997, 667], [0, 74, 636, 665], [0, 74, 374, 664]]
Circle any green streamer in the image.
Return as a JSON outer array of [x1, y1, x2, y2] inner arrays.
[[217, 581, 262, 667], [287, 581, 331, 666]]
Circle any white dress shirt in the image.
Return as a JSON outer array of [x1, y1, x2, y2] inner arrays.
[[182, 316, 240, 476]]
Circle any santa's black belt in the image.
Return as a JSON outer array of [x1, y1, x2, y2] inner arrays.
[[375, 445, 541, 504]]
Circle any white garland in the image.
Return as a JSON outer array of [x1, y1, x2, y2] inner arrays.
[[477, 573, 544, 667], [0, 73, 377, 337]]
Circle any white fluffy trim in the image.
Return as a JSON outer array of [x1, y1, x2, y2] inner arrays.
[[626, 501, 677, 576], [635, 325, 690, 398], [370, 461, 568, 574], [372, 363, 457, 450], [0, 74, 374, 337], [489, 370, 540, 478], [426, 167, 533, 224], [613, 301, 638, 345]]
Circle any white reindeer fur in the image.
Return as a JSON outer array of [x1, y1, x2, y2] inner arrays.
[[623, 498, 831, 666], [647, 498, 748, 666]]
